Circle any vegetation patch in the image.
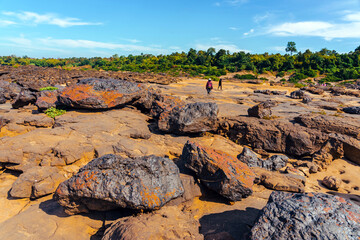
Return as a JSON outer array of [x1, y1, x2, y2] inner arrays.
[[39, 86, 58, 91], [45, 107, 66, 118], [234, 74, 257, 79]]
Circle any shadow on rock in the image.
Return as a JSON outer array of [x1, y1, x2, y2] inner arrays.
[[327, 191, 360, 206], [199, 207, 261, 240]]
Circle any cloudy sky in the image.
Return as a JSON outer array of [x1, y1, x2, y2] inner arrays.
[[0, 0, 360, 57]]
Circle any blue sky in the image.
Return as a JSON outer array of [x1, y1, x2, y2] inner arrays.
[[0, 0, 360, 57]]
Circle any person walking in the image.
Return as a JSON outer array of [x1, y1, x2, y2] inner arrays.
[[218, 78, 223, 90], [206, 78, 213, 94]]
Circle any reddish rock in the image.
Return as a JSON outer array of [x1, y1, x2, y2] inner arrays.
[[181, 141, 255, 201], [36, 90, 61, 111], [58, 78, 145, 109], [247, 100, 276, 119]]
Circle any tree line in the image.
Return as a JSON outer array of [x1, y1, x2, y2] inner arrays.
[[1, 42, 360, 84]]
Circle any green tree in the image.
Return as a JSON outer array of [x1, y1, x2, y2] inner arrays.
[[286, 41, 297, 55]]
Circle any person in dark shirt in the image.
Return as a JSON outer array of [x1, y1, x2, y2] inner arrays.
[[218, 78, 222, 90]]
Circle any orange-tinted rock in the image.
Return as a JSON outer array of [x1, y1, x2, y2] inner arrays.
[[54, 154, 184, 215], [36, 90, 61, 111], [58, 78, 145, 109], [181, 141, 255, 201]]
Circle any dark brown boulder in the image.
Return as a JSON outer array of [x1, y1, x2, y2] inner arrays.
[[11, 89, 37, 109], [181, 141, 255, 201], [247, 100, 277, 118], [294, 114, 360, 139], [322, 176, 341, 190], [218, 116, 329, 157], [343, 106, 360, 115], [329, 133, 360, 165], [58, 78, 145, 109], [54, 154, 184, 215], [290, 90, 306, 99], [301, 86, 324, 95], [301, 95, 312, 103], [158, 102, 218, 134], [251, 191, 360, 240], [0, 80, 21, 100]]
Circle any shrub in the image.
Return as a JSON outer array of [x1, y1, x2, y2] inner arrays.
[[294, 83, 306, 88], [234, 74, 257, 79], [39, 86, 58, 91], [276, 71, 285, 77], [45, 107, 66, 118]]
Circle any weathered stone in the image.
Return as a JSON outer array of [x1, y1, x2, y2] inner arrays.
[[251, 191, 360, 240], [18, 114, 54, 128], [218, 116, 329, 157], [102, 206, 204, 240], [167, 173, 202, 206], [54, 154, 184, 215], [290, 90, 306, 99], [158, 102, 218, 134], [329, 133, 360, 165], [0, 116, 10, 129], [301, 86, 324, 95], [253, 168, 305, 193], [343, 106, 360, 114], [247, 100, 276, 118], [253, 90, 286, 95], [322, 176, 341, 190], [301, 95, 312, 103], [36, 90, 61, 111], [58, 78, 145, 109], [0, 80, 21, 100], [9, 166, 67, 199], [237, 147, 288, 171], [11, 89, 37, 109], [295, 114, 360, 139], [182, 141, 255, 201]]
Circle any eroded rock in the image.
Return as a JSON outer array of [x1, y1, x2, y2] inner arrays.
[[11, 89, 37, 109], [182, 141, 255, 201], [322, 176, 341, 190], [247, 100, 276, 119], [251, 191, 360, 240], [54, 154, 184, 215]]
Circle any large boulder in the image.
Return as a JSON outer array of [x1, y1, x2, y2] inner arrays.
[[343, 106, 360, 115], [35, 90, 62, 111], [102, 206, 204, 240], [9, 166, 67, 199], [322, 176, 341, 190], [0, 80, 21, 100], [158, 102, 218, 134], [11, 89, 37, 109], [329, 133, 360, 165], [290, 90, 306, 99], [58, 78, 145, 109], [237, 147, 288, 171], [181, 141, 255, 201], [247, 100, 276, 119], [54, 154, 184, 215], [251, 191, 360, 239], [218, 116, 329, 157], [295, 114, 360, 139]]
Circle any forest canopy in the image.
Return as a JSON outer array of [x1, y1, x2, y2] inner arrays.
[[1, 43, 360, 84]]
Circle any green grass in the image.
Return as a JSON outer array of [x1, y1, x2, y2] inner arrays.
[[39, 86, 58, 91], [45, 107, 66, 118]]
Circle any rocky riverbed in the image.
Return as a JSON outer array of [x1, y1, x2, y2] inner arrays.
[[0, 67, 359, 239]]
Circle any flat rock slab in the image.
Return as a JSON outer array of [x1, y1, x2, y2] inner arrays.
[[251, 191, 360, 239], [54, 154, 184, 215], [158, 102, 218, 134], [58, 78, 145, 109], [182, 141, 255, 201], [102, 206, 204, 240]]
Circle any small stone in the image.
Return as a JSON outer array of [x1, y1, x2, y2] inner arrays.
[[322, 176, 341, 190]]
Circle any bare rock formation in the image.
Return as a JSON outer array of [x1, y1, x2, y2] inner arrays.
[[181, 141, 255, 201], [251, 191, 360, 239], [54, 154, 184, 215]]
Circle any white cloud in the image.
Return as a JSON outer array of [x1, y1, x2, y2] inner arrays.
[[243, 29, 254, 36], [195, 43, 249, 53], [2, 11, 101, 27], [254, 12, 271, 23], [343, 11, 360, 21], [229, 27, 239, 31], [268, 20, 360, 40], [0, 20, 16, 26], [225, 0, 248, 6]]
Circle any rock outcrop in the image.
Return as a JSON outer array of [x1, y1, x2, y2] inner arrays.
[[102, 206, 204, 240], [343, 106, 360, 114], [9, 166, 66, 199], [181, 141, 255, 201], [11, 89, 37, 109], [290, 90, 306, 99], [247, 100, 276, 119], [218, 116, 329, 157], [54, 154, 184, 215], [158, 102, 218, 134], [35, 90, 62, 111], [58, 78, 145, 109], [237, 147, 288, 171], [251, 191, 360, 240]]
